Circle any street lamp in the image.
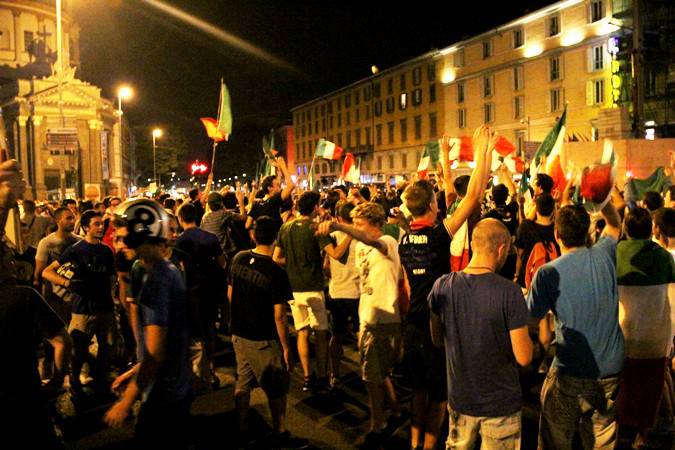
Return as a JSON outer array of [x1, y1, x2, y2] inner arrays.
[[117, 85, 133, 194], [152, 128, 163, 187]]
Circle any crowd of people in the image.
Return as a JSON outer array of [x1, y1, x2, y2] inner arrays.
[[1, 124, 675, 450]]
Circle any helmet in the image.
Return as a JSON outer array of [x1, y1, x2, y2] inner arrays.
[[114, 199, 171, 248]]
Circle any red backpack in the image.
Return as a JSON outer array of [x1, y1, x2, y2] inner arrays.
[[524, 224, 559, 290]]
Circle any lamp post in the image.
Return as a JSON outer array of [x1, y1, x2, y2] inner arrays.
[[152, 128, 162, 188], [117, 85, 133, 193]]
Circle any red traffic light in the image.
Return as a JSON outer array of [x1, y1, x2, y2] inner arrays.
[[190, 160, 208, 175]]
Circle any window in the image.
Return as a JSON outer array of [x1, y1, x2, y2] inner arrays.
[[346, 130, 352, 147], [337, 97, 341, 111], [387, 121, 395, 144], [516, 130, 526, 154], [413, 67, 422, 86], [429, 84, 436, 103], [373, 82, 381, 98], [482, 39, 493, 59], [550, 56, 561, 81], [346, 111, 350, 125], [483, 75, 493, 97], [387, 78, 393, 95], [329, 116, 333, 129], [365, 127, 371, 145], [355, 91, 360, 105], [513, 28, 524, 48], [386, 97, 395, 113], [484, 103, 494, 123], [315, 122, 319, 133], [401, 153, 408, 169], [355, 129, 361, 146], [458, 108, 467, 129], [374, 101, 382, 116], [327, 101, 332, 114], [550, 88, 562, 111], [365, 105, 370, 120], [547, 15, 560, 37], [377, 155, 383, 171], [412, 89, 423, 106], [345, 94, 351, 108], [400, 118, 408, 142], [400, 74, 406, 91], [427, 62, 436, 81], [514, 96, 524, 119], [414, 115, 422, 140], [589, 79, 605, 105], [514, 66, 524, 90], [429, 113, 438, 138], [590, 45, 604, 71], [337, 133, 342, 147], [355, 108, 360, 122], [457, 83, 465, 103], [590, 0, 604, 22], [376, 124, 382, 145], [321, 104, 325, 116], [364, 85, 371, 101], [24, 31, 33, 51], [454, 48, 465, 67], [337, 114, 341, 127], [400, 93, 408, 110], [322, 119, 326, 131]]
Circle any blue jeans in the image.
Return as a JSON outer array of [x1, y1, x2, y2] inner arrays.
[[446, 406, 521, 450], [539, 367, 619, 450]]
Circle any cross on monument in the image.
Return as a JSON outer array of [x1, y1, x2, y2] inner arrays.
[[36, 25, 51, 41]]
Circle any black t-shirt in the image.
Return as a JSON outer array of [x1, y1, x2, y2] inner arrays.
[[0, 284, 63, 406], [228, 250, 293, 341], [58, 240, 115, 314], [482, 201, 519, 236], [515, 220, 559, 287], [114, 251, 135, 273], [248, 192, 283, 231], [399, 222, 451, 327]]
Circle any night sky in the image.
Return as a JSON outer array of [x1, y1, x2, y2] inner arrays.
[[73, 0, 553, 180]]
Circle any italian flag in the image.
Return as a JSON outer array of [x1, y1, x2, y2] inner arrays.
[[580, 139, 616, 208], [315, 138, 343, 160], [532, 106, 567, 196], [417, 140, 440, 178], [341, 152, 361, 184], [617, 239, 675, 359], [447, 136, 474, 161]]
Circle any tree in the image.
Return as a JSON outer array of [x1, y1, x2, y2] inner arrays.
[[132, 126, 189, 186]]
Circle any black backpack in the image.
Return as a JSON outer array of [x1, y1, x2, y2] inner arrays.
[[220, 212, 253, 261]]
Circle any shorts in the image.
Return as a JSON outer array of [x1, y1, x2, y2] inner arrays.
[[402, 322, 447, 402], [289, 291, 329, 331], [359, 323, 402, 384], [232, 335, 289, 399], [328, 297, 359, 335], [68, 311, 116, 341]]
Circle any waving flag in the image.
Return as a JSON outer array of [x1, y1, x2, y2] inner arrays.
[[216, 80, 232, 141], [625, 167, 671, 203], [342, 152, 361, 184], [315, 138, 343, 160], [447, 136, 474, 161], [200, 117, 227, 142], [531, 106, 567, 195], [417, 140, 440, 178], [580, 139, 616, 210]]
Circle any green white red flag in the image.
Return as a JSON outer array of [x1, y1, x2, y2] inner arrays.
[[315, 138, 343, 160], [532, 106, 567, 195], [341, 152, 361, 184], [417, 140, 440, 178], [580, 139, 616, 209], [200, 117, 227, 142]]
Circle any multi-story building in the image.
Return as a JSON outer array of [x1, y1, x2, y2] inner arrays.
[[292, 53, 443, 185], [0, 0, 133, 200], [291, 0, 653, 183]]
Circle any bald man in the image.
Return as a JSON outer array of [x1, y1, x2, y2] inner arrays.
[[428, 218, 532, 450]]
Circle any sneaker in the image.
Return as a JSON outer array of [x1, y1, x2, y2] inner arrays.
[[266, 430, 309, 449], [302, 374, 316, 392], [358, 431, 384, 450]]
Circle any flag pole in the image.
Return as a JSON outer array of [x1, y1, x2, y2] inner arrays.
[[308, 153, 318, 191]]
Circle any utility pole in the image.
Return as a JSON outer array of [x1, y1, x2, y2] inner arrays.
[[631, 0, 644, 139]]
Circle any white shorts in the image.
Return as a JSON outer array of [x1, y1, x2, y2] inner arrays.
[[289, 291, 328, 331]]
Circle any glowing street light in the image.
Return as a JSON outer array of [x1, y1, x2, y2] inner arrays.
[[117, 84, 134, 191], [152, 128, 163, 187]]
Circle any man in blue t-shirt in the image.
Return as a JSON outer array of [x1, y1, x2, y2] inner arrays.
[[43, 210, 116, 394], [429, 218, 532, 449], [527, 201, 624, 450]]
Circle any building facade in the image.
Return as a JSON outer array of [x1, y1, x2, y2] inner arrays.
[[0, 0, 133, 200], [291, 0, 658, 184]]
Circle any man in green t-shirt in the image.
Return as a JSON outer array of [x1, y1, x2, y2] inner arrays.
[[274, 192, 352, 392]]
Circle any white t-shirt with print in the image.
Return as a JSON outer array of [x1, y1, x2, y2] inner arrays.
[[356, 234, 401, 327]]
